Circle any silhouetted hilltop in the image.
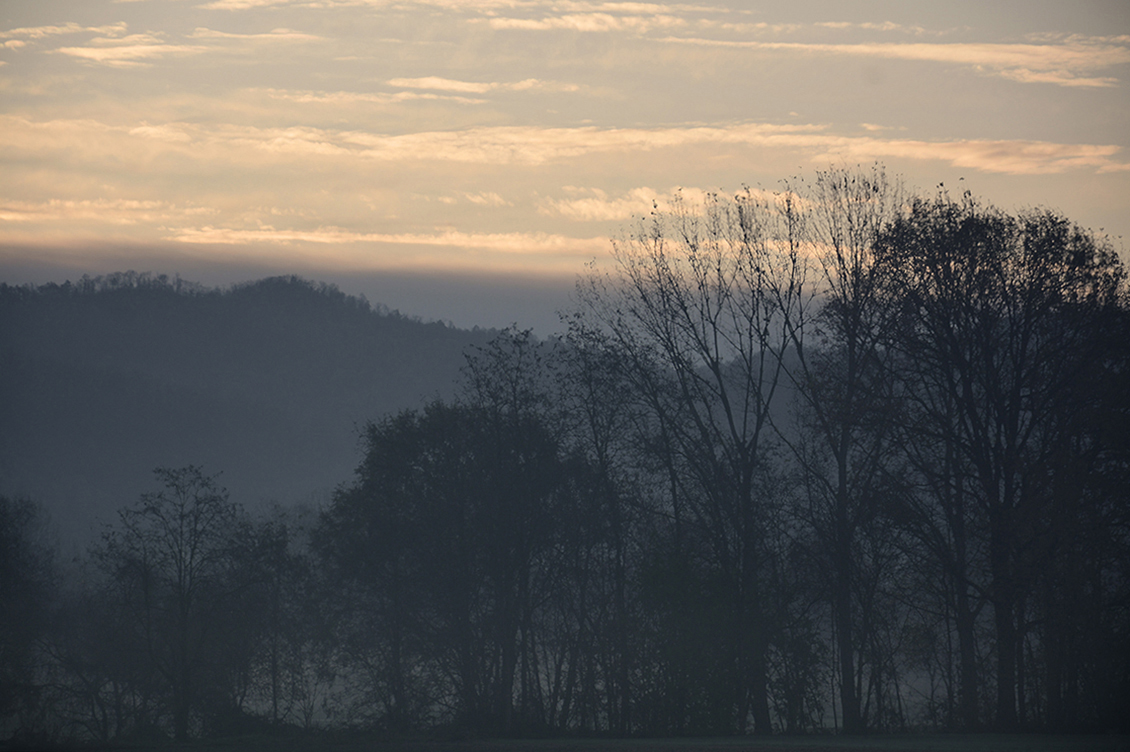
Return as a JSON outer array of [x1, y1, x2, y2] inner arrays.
[[0, 272, 496, 543]]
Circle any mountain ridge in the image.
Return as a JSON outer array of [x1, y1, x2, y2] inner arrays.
[[0, 272, 499, 544]]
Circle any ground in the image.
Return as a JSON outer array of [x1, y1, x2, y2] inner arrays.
[[33, 733, 1126, 752]]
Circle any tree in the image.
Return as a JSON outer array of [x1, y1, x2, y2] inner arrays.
[[0, 496, 56, 740], [318, 396, 573, 734], [776, 166, 906, 733], [244, 506, 333, 730], [96, 466, 245, 740], [576, 188, 804, 734], [557, 321, 643, 735], [874, 192, 1128, 728]]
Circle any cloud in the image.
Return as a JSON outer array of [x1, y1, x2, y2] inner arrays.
[[388, 76, 579, 93], [193, 0, 710, 10], [488, 13, 686, 33], [0, 193, 607, 274], [194, 0, 530, 8], [656, 36, 1130, 87], [548, 2, 723, 12], [388, 77, 496, 94], [188, 27, 323, 41], [995, 67, 1116, 87], [0, 198, 215, 225], [4, 21, 316, 67], [475, 10, 939, 38], [463, 192, 512, 206], [4, 115, 1126, 176], [539, 187, 661, 221], [0, 22, 128, 41], [814, 21, 928, 35], [421, 192, 512, 207], [128, 123, 196, 142], [340, 124, 1129, 175], [54, 32, 207, 67], [330, 122, 826, 164], [824, 137, 1125, 175], [265, 87, 488, 105], [53, 43, 206, 66], [167, 225, 607, 257], [50, 26, 321, 67], [539, 185, 784, 222], [196, 0, 295, 8]]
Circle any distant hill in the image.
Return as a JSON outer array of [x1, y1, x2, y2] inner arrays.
[[0, 272, 497, 545]]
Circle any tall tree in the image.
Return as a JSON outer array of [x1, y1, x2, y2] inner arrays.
[[874, 193, 1127, 728], [777, 166, 905, 733], [577, 188, 804, 734], [318, 396, 572, 734], [95, 466, 245, 740], [557, 322, 642, 735]]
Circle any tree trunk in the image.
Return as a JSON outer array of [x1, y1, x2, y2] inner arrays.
[[955, 582, 979, 729], [835, 464, 863, 734], [748, 618, 772, 735], [740, 471, 772, 736], [990, 512, 1018, 730]]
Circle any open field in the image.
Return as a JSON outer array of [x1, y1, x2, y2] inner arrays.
[[30, 734, 1126, 752]]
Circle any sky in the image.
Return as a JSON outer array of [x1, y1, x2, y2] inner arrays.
[[2, 0, 1128, 333]]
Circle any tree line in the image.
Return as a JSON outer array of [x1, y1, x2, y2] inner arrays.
[[3, 167, 1128, 744]]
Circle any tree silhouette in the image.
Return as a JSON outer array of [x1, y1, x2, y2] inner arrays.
[[576, 188, 805, 734], [95, 466, 245, 740], [874, 192, 1128, 729], [776, 166, 906, 733], [0, 496, 55, 741]]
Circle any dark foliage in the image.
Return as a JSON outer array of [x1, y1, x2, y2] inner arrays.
[[0, 496, 55, 742]]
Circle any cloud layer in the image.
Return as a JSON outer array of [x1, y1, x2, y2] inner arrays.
[[1, 0, 1128, 300], [6, 114, 1123, 174]]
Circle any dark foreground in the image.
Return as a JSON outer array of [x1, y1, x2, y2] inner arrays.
[[15, 734, 1128, 752]]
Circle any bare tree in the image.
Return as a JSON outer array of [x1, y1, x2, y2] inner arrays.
[[776, 166, 906, 733], [576, 188, 804, 734], [96, 466, 244, 740], [556, 321, 648, 734]]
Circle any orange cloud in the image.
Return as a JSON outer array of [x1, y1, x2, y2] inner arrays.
[[656, 36, 1130, 87], [4, 115, 1126, 175]]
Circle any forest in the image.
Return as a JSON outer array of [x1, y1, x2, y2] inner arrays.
[[2, 168, 1128, 746]]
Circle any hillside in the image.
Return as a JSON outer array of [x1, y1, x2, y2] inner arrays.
[[0, 272, 496, 544]]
